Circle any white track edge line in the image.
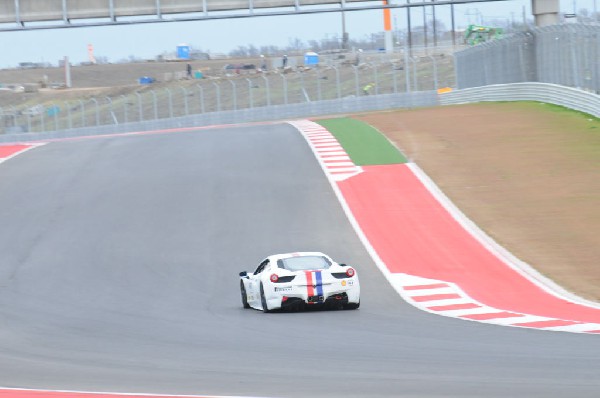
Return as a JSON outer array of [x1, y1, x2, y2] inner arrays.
[[0, 143, 46, 164], [0, 387, 271, 398]]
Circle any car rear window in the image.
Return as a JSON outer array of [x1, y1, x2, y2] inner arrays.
[[277, 256, 332, 271]]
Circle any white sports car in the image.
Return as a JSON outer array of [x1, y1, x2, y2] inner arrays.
[[239, 252, 360, 312]]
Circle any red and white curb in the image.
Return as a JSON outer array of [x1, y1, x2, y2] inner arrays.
[[0, 143, 45, 164], [290, 119, 600, 335], [392, 273, 600, 333], [288, 120, 362, 181]]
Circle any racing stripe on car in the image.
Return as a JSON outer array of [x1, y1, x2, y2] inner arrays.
[[315, 271, 324, 297], [288, 120, 362, 181], [390, 273, 600, 334], [304, 271, 324, 301], [305, 271, 315, 297]]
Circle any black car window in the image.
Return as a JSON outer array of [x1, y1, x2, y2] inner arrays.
[[254, 259, 269, 275], [279, 256, 332, 271]]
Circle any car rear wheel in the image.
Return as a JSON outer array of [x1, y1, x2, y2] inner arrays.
[[344, 300, 360, 310], [240, 281, 250, 309], [260, 283, 270, 313]]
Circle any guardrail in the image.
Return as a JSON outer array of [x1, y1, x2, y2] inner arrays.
[[0, 52, 454, 141], [439, 82, 600, 118], [2, 81, 598, 144], [454, 24, 600, 94], [0, 91, 438, 143]]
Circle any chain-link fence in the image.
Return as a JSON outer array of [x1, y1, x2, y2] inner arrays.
[[0, 50, 453, 139], [455, 23, 600, 94]]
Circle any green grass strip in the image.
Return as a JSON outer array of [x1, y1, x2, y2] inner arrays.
[[316, 117, 407, 165]]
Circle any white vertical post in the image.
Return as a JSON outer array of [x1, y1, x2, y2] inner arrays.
[[64, 56, 71, 88], [14, 0, 21, 25]]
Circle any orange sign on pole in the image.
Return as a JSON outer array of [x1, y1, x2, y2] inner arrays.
[[383, 0, 392, 31]]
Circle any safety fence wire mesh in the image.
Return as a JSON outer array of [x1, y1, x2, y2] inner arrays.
[[455, 23, 600, 95]]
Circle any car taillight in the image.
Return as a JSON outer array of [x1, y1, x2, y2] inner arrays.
[[270, 274, 279, 283], [346, 268, 355, 277]]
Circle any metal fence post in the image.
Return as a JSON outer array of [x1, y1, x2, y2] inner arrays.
[[316, 69, 322, 101], [165, 88, 173, 118], [90, 98, 100, 126], [135, 92, 143, 121], [372, 64, 379, 95], [79, 100, 85, 127], [299, 71, 304, 92], [594, 25, 600, 93], [391, 63, 398, 94], [298, 71, 309, 102], [65, 101, 72, 129], [280, 74, 288, 105], [151, 90, 158, 119], [410, 57, 419, 91], [427, 55, 438, 90], [261, 75, 271, 106], [197, 84, 205, 113], [229, 80, 237, 111], [404, 44, 411, 93], [181, 87, 189, 116], [106, 97, 117, 124], [571, 32, 581, 88], [581, 25, 594, 92], [52, 103, 59, 131], [121, 95, 128, 123], [40, 108, 45, 133], [518, 41, 527, 82], [8, 106, 16, 131], [352, 65, 359, 96], [332, 65, 341, 99], [246, 78, 253, 109], [212, 82, 221, 112]]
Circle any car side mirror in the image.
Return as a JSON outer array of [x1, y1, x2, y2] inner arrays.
[[239, 271, 248, 277], [340, 263, 348, 267]]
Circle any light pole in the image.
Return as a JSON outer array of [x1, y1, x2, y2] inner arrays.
[[341, 1, 348, 50], [407, 0, 412, 56]]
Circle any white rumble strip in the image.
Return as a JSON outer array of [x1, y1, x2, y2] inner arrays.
[[288, 120, 362, 181], [390, 273, 600, 334]]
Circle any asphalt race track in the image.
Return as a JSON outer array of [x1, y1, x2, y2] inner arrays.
[[1, 123, 600, 398]]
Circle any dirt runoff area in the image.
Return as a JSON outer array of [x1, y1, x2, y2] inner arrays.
[[355, 102, 600, 302]]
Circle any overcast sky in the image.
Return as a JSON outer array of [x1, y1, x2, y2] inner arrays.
[[0, 0, 597, 68]]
